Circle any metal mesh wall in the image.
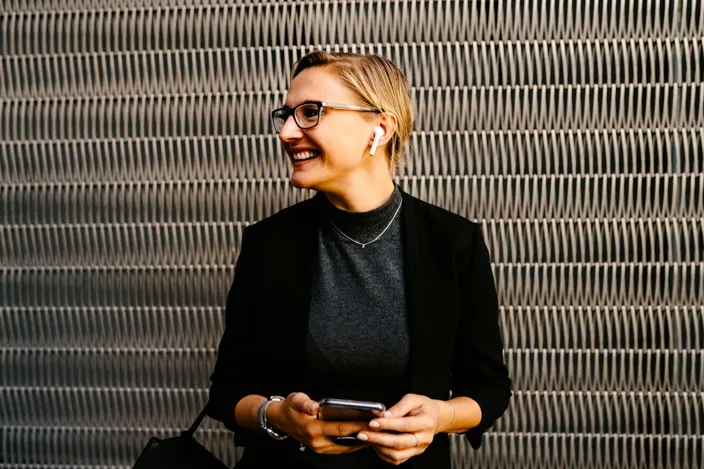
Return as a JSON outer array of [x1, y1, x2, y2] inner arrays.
[[1, 1, 703, 468]]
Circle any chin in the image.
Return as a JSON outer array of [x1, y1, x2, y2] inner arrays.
[[290, 173, 321, 191], [290, 164, 344, 193]]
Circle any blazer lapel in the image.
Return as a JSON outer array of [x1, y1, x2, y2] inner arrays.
[[274, 192, 323, 386], [400, 189, 438, 395]]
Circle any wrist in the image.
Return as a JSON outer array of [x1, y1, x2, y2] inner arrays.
[[257, 396, 289, 440], [265, 398, 286, 432], [433, 399, 455, 434]]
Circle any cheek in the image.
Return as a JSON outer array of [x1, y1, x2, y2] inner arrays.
[[322, 132, 366, 166]]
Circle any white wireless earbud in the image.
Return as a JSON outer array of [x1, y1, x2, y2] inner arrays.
[[369, 126, 384, 156]]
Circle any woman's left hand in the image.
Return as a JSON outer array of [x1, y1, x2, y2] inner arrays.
[[357, 393, 443, 466]]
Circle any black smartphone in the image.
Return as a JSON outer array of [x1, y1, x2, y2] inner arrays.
[[318, 398, 386, 422], [318, 398, 386, 446]]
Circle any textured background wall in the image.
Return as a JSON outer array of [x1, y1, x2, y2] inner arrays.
[[1, 1, 703, 468]]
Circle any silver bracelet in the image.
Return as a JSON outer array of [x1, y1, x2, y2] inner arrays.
[[257, 395, 289, 440]]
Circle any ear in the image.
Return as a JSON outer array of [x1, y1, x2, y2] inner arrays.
[[369, 113, 398, 147]]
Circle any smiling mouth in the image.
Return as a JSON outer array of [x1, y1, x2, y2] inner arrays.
[[292, 150, 321, 163]]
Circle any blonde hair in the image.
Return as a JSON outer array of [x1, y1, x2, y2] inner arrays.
[[291, 50, 414, 176]]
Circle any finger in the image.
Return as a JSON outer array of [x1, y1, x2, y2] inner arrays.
[[321, 421, 370, 437], [343, 443, 370, 454], [373, 446, 416, 465], [289, 393, 318, 415], [374, 447, 414, 465], [306, 400, 320, 415], [357, 430, 419, 449], [368, 416, 430, 433], [373, 448, 397, 466], [385, 394, 422, 418], [305, 433, 368, 455], [315, 439, 369, 455], [325, 444, 369, 455]]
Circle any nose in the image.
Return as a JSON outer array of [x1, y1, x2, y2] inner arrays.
[[278, 114, 304, 143]]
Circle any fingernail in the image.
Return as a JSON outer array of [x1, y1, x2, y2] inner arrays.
[[369, 421, 380, 428], [308, 404, 314, 413], [357, 433, 368, 441], [384, 411, 393, 418]]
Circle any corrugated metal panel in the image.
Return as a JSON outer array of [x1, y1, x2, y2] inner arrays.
[[1, 1, 702, 468]]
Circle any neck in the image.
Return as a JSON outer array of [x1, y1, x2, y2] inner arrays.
[[322, 175, 396, 213]]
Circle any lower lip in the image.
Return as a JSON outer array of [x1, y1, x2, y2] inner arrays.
[[293, 156, 319, 166]]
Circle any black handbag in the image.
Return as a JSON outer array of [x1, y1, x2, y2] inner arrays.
[[132, 405, 230, 469]]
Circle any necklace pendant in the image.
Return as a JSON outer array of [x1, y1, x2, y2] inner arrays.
[[362, 244, 366, 248]]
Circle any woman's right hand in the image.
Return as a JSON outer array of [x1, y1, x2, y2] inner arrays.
[[267, 392, 370, 454]]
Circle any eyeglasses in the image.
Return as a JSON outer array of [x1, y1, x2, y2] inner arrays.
[[271, 101, 380, 133]]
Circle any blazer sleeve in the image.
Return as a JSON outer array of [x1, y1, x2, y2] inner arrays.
[[206, 225, 262, 446], [451, 224, 512, 449]]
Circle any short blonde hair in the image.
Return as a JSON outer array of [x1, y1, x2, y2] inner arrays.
[[291, 50, 414, 176]]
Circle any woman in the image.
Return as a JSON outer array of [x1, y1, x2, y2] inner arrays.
[[206, 50, 512, 468]]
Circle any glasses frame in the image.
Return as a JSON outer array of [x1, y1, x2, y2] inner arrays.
[[271, 100, 380, 133]]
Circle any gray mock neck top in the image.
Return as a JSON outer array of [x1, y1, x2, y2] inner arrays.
[[300, 185, 409, 468]]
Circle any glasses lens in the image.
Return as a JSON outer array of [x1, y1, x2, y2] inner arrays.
[[295, 103, 320, 129], [272, 110, 288, 132]]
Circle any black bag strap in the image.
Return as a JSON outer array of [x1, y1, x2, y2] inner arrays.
[[182, 403, 209, 437]]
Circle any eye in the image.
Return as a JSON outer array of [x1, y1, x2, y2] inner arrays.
[[300, 105, 319, 119]]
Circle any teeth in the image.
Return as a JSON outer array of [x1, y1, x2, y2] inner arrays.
[[293, 150, 319, 161]]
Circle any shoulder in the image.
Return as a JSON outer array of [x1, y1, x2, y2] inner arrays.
[[403, 192, 490, 279], [403, 191, 481, 244], [243, 192, 320, 239]]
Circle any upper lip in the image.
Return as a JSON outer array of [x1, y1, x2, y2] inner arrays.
[[290, 147, 319, 153]]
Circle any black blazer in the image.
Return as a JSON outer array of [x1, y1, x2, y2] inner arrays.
[[207, 187, 512, 468]]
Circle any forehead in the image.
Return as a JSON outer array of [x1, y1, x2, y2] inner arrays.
[[283, 67, 358, 108]]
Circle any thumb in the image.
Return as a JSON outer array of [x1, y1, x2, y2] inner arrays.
[[385, 394, 422, 418], [289, 392, 319, 415]]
